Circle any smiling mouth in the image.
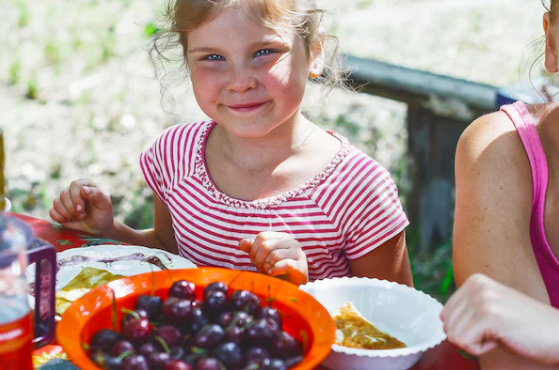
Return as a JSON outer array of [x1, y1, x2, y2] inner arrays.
[[226, 101, 268, 113]]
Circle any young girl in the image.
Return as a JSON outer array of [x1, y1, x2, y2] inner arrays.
[[449, 0, 559, 368], [49, 0, 412, 287]]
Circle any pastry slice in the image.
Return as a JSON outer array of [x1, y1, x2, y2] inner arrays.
[[333, 302, 406, 350], [55, 267, 125, 315]]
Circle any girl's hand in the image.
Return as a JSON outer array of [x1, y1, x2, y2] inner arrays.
[[238, 232, 309, 286], [440, 274, 559, 366], [49, 178, 115, 236]]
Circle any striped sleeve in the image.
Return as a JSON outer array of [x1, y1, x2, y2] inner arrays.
[[139, 123, 198, 206], [139, 130, 171, 205], [342, 159, 409, 260]]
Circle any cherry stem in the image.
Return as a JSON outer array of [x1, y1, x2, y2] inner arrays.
[[111, 290, 118, 331], [228, 271, 244, 291], [150, 265, 156, 297], [117, 350, 135, 361], [217, 359, 227, 370], [154, 335, 171, 354], [190, 346, 207, 354], [121, 308, 141, 320], [300, 330, 309, 352]]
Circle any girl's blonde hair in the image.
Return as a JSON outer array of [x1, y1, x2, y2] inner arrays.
[[543, 0, 557, 23], [150, 0, 347, 112]]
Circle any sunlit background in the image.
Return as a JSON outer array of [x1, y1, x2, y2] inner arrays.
[[0, 0, 547, 301]]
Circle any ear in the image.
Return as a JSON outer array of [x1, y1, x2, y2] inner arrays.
[[308, 27, 325, 79], [544, 12, 558, 73]]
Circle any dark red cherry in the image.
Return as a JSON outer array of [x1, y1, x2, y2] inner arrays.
[[122, 318, 151, 345], [169, 280, 196, 300]]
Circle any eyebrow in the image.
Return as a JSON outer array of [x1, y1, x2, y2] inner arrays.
[[187, 39, 288, 54]]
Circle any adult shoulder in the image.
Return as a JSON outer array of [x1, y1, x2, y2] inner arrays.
[[456, 111, 533, 199], [453, 110, 544, 299]]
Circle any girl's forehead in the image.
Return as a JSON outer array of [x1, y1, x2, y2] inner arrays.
[[187, 7, 293, 46]]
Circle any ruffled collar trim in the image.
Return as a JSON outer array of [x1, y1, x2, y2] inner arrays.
[[194, 121, 351, 209]]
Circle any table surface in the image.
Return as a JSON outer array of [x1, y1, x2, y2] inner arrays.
[[13, 212, 481, 370]]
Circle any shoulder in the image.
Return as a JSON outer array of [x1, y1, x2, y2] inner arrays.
[[152, 121, 210, 147], [456, 111, 532, 191], [144, 121, 211, 158], [140, 121, 211, 174], [340, 147, 398, 193], [453, 111, 538, 292], [457, 111, 520, 162], [328, 148, 403, 218]]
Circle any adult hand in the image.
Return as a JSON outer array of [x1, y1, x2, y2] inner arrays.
[[441, 273, 559, 365], [239, 231, 309, 286], [49, 178, 115, 236]]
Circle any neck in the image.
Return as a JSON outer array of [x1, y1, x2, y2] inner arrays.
[[211, 112, 316, 173]]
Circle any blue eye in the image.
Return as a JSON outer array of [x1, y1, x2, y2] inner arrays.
[[204, 54, 225, 61], [254, 49, 273, 57]]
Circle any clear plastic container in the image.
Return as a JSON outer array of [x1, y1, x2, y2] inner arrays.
[[0, 215, 56, 369]]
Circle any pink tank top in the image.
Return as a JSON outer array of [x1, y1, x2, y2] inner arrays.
[[501, 102, 559, 308]]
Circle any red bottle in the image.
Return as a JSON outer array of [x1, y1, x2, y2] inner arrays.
[[0, 130, 56, 369]]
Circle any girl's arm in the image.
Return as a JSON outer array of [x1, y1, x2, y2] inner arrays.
[[453, 111, 554, 369], [106, 195, 178, 254], [50, 179, 178, 253], [349, 230, 413, 287]]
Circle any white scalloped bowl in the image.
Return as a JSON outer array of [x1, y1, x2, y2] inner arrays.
[[300, 277, 446, 370]]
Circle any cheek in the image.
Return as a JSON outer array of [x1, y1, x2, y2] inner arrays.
[[190, 68, 222, 102], [265, 58, 308, 95]]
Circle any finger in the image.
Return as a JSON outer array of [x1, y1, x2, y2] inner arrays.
[[69, 184, 86, 215], [446, 300, 476, 347], [70, 178, 97, 190], [268, 258, 307, 286], [441, 282, 467, 323], [460, 333, 498, 357], [443, 289, 471, 338], [477, 340, 498, 356], [463, 339, 498, 357], [59, 188, 80, 218], [454, 307, 500, 353], [80, 185, 111, 212], [52, 197, 75, 221], [238, 239, 254, 254], [246, 234, 265, 262], [268, 258, 298, 275], [49, 206, 71, 224], [253, 240, 288, 273], [262, 248, 299, 274]]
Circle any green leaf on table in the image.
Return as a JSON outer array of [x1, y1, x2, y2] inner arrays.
[[56, 240, 73, 246], [77, 235, 124, 247], [457, 349, 477, 360]]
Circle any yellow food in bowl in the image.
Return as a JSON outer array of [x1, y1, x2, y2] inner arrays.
[[334, 302, 406, 350]]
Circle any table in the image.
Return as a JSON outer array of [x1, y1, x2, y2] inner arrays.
[[13, 212, 481, 370]]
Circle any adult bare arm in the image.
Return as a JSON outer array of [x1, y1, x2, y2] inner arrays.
[[453, 112, 554, 369]]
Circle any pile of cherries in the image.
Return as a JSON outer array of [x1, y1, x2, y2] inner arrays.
[[88, 280, 304, 370]]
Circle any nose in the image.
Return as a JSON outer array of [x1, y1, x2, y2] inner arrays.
[[226, 64, 257, 93]]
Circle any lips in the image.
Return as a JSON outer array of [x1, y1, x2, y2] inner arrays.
[[226, 101, 268, 113]]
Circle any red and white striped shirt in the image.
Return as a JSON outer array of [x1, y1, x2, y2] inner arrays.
[[140, 121, 408, 281]]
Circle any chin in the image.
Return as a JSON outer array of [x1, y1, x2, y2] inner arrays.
[[218, 118, 278, 138]]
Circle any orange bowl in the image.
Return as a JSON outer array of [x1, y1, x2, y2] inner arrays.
[[56, 267, 335, 370]]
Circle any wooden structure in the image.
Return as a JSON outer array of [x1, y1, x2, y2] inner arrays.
[[345, 55, 500, 252]]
